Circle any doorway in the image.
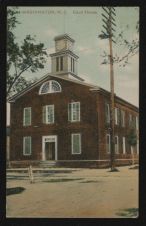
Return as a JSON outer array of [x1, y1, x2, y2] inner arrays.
[[42, 136, 57, 161]]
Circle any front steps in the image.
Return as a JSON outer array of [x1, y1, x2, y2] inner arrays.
[[39, 161, 56, 168]]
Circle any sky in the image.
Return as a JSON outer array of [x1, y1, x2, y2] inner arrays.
[[7, 6, 139, 125]]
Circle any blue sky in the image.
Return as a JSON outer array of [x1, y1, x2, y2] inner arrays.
[[7, 6, 139, 125]]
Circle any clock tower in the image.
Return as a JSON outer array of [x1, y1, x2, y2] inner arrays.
[[50, 34, 84, 81]]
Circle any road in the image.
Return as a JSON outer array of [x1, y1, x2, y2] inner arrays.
[[6, 165, 138, 218]]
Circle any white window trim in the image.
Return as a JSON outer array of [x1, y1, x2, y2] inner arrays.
[[23, 107, 31, 126], [115, 108, 118, 125], [115, 136, 119, 154], [129, 114, 132, 126], [68, 102, 80, 122], [71, 133, 81, 155], [136, 116, 139, 130], [122, 137, 126, 154], [45, 105, 54, 124], [106, 134, 111, 154], [39, 80, 62, 95], [23, 136, 32, 156], [137, 139, 139, 154], [121, 110, 125, 127], [106, 103, 110, 123]]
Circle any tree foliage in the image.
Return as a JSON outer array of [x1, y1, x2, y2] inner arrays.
[[7, 7, 48, 98], [127, 122, 137, 147]]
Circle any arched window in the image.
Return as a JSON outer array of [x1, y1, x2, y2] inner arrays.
[[39, 80, 62, 94]]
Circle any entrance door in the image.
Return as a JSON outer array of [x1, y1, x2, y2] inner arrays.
[[42, 135, 57, 161], [45, 142, 55, 160]]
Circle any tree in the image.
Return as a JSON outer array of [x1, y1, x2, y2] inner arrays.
[[7, 7, 48, 98], [127, 122, 137, 165], [127, 126, 137, 147]]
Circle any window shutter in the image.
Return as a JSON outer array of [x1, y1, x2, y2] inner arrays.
[[72, 134, 81, 154], [121, 110, 125, 127], [42, 106, 46, 123], [105, 103, 110, 124], [47, 105, 54, 123], [76, 102, 80, 121], [23, 108, 31, 126], [117, 108, 120, 125], [68, 103, 71, 121], [23, 137, 31, 155]]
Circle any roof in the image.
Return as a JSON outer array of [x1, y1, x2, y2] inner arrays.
[[54, 34, 75, 43], [8, 73, 139, 111], [8, 73, 99, 102]]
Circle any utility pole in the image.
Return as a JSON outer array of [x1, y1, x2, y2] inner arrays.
[[99, 7, 117, 171]]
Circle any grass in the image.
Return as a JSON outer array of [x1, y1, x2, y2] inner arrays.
[[116, 208, 138, 218]]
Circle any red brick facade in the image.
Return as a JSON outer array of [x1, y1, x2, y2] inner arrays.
[[9, 75, 139, 168]]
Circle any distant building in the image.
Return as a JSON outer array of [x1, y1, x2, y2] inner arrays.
[[8, 34, 139, 168]]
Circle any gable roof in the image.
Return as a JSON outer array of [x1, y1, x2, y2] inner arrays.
[[8, 72, 139, 111], [8, 73, 99, 102]]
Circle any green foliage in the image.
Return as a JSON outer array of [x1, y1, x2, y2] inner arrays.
[[7, 7, 48, 98], [127, 128, 137, 146]]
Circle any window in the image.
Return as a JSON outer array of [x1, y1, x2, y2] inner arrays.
[[137, 139, 139, 154], [60, 56, 63, 71], [42, 105, 54, 124], [136, 116, 139, 130], [56, 57, 59, 71], [71, 57, 75, 72], [71, 134, 81, 154], [23, 107, 31, 126], [115, 107, 120, 125], [71, 57, 72, 71], [129, 114, 132, 127], [73, 58, 75, 72], [122, 137, 126, 154], [121, 110, 125, 127], [68, 102, 80, 122], [105, 103, 110, 124], [115, 136, 119, 154], [39, 80, 61, 94], [23, 137, 31, 155], [106, 134, 110, 153], [56, 56, 63, 71]]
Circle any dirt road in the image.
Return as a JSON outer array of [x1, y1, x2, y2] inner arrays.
[[6, 165, 138, 218]]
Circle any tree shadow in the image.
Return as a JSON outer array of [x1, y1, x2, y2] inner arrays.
[[116, 208, 138, 218], [6, 187, 26, 196]]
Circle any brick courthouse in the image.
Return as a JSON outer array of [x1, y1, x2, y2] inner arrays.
[[8, 34, 139, 168]]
